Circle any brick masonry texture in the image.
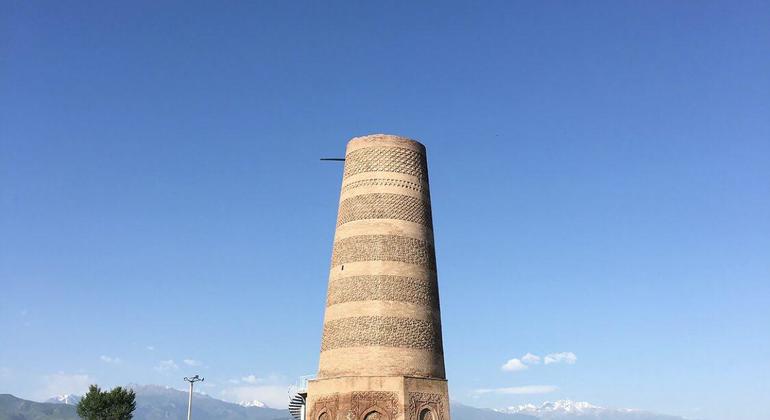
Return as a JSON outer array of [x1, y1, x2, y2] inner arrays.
[[321, 316, 443, 352], [327, 275, 438, 308], [336, 193, 433, 228], [311, 136, 449, 420], [341, 178, 430, 197], [343, 147, 428, 180], [331, 235, 436, 271]]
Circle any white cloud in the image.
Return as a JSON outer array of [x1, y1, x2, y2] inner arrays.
[[241, 375, 259, 384], [501, 358, 528, 372], [39, 373, 94, 399], [473, 385, 558, 395], [544, 352, 577, 365], [99, 355, 121, 364], [521, 353, 541, 364], [233, 374, 286, 385], [220, 385, 288, 408], [146, 346, 155, 351], [502, 352, 543, 371], [183, 359, 202, 367], [155, 360, 179, 372]]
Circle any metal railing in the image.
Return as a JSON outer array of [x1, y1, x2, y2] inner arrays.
[[288, 374, 316, 400], [297, 374, 316, 392]]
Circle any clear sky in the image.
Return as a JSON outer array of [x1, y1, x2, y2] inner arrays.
[[1, 2, 768, 420]]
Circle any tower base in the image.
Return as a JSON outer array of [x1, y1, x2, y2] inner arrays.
[[307, 376, 450, 420]]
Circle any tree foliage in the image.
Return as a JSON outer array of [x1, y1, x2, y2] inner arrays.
[[76, 384, 137, 420]]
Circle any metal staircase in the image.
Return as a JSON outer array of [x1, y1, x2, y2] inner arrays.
[[288, 375, 315, 420], [288, 393, 305, 420]]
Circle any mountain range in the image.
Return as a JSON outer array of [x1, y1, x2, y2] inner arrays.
[[497, 400, 687, 419], [0, 385, 687, 420], [0, 385, 289, 420]]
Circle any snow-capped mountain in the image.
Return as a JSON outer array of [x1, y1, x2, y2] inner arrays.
[[501, 401, 603, 416], [46, 394, 82, 405], [240, 399, 267, 408], [497, 400, 684, 420], [6, 392, 688, 420]]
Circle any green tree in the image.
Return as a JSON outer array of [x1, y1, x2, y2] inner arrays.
[[76, 384, 137, 420]]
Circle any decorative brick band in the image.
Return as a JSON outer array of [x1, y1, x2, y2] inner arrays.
[[327, 275, 438, 307], [321, 316, 442, 352], [331, 235, 436, 271], [337, 193, 433, 228], [344, 147, 427, 180], [341, 178, 429, 197]]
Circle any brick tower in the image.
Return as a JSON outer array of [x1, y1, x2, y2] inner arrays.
[[306, 134, 450, 420]]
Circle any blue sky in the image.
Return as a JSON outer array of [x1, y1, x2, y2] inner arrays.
[[1, 1, 769, 419]]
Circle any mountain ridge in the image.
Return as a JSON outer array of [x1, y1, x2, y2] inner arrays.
[[495, 400, 687, 420], [0, 387, 687, 420]]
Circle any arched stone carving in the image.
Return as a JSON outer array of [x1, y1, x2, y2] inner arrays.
[[408, 393, 445, 420], [311, 394, 339, 420], [364, 410, 384, 420], [419, 408, 434, 420], [352, 391, 398, 420]]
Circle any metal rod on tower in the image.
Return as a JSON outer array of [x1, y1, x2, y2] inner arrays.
[[183, 375, 204, 420]]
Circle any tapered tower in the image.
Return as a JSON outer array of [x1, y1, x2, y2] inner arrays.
[[306, 134, 450, 420]]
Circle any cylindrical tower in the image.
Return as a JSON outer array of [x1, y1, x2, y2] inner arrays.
[[307, 134, 450, 420]]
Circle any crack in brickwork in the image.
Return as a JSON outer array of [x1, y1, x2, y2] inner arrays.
[[321, 316, 443, 352], [327, 275, 438, 308], [331, 235, 436, 271], [337, 193, 433, 228], [344, 147, 427, 180]]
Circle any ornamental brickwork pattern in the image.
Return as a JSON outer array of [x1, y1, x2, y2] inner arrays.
[[352, 391, 399, 419], [337, 193, 433, 228], [311, 394, 339, 420], [320, 316, 442, 352], [408, 392, 446, 420], [326, 275, 438, 308], [344, 147, 427, 180], [331, 235, 436, 271], [341, 178, 429, 197]]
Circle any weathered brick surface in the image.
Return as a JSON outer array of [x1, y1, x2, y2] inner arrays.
[[326, 275, 438, 308], [321, 316, 442, 352], [311, 135, 449, 420], [331, 235, 436, 271]]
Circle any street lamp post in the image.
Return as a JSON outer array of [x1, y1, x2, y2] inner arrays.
[[183, 375, 204, 420]]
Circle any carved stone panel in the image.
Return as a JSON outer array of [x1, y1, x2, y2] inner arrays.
[[352, 391, 399, 420], [312, 393, 339, 420], [408, 393, 445, 420]]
